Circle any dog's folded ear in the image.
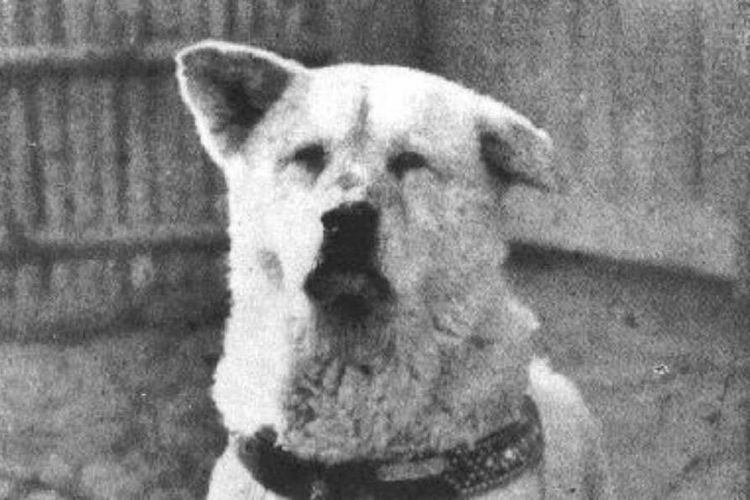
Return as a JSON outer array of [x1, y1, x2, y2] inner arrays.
[[477, 98, 561, 193], [175, 40, 306, 163]]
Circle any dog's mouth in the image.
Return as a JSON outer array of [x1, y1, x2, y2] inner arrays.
[[304, 263, 392, 320], [304, 201, 393, 321]]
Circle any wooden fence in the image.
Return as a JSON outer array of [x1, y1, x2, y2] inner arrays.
[[0, 0, 418, 336], [420, 0, 749, 282], [0, 0, 747, 336]]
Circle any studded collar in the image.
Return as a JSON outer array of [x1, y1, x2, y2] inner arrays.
[[237, 395, 544, 499]]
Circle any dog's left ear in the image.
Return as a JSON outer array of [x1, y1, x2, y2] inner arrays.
[[175, 40, 307, 164], [476, 98, 559, 193]]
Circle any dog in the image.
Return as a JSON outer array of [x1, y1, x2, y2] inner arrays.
[[176, 40, 612, 500]]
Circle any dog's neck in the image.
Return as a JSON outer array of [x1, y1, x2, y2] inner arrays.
[[279, 294, 536, 464], [240, 395, 544, 499]]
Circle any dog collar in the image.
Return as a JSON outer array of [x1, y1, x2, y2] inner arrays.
[[237, 395, 544, 499]]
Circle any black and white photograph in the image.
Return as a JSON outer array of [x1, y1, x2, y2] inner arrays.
[[0, 1, 747, 499]]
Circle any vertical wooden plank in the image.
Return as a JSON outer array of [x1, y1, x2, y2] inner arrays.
[[0, 82, 10, 240], [32, 0, 65, 45], [150, 77, 187, 315], [718, 0, 750, 296], [686, 0, 706, 197], [37, 85, 70, 239], [739, 151, 750, 299], [179, 2, 209, 226], [539, 0, 577, 191], [9, 83, 43, 332], [148, 0, 188, 227], [118, 0, 156, 313], [125, 72, 158, 307], [654, 0, 698, 207], [619, 0, 698, 211], [702, 1, 749, 218], [0, 82, 14, 328], [185, 122, 218, 225], [95, 0, 120, 230], [208, 0, 232, 38], [149, 0, 188, 313], [125, 74, 155, 228], [121, 0, 152, 228], [6, 2, 43, 332], [0, 7, 12, 320], [148, 0, 182, 42], [96, 0, 131, 319], [183, 0, 209, 40], [576, 1, 618, 201], [606, 0, 625, 203], [66, 0, 99, 233], [487, 1, 548, 120], [34, 0, 78, 329], [618, 0, 655, 206], [329, 0, 420, 66], [233, 0, 261, 43], [8, 0, 33, 45], [6, 82, 26, 331], [65, 0, 118, 327], [0, 0, 15, 45]]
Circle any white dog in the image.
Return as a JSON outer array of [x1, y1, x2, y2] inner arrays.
[[176, 40, 612, 500]]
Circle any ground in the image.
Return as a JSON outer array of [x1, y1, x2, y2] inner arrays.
[[0, 247, 746, 499], [0, 323, 225, 500], [508, 246, 748, 499]]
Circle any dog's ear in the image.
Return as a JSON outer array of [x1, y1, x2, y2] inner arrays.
[[476, 98, 559, 193], [175, 40, 307, 164]]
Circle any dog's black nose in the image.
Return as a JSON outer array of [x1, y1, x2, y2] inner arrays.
[[320, 202, 379, 270], [321, 201, 379, 236]]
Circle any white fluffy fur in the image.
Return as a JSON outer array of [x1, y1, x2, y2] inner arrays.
[[176, 40, 612, 499]]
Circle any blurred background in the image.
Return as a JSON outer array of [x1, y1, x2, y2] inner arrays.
[[0, 1, 747, 499]]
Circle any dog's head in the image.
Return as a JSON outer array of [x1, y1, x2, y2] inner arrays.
[[177, 41, 559, 459]]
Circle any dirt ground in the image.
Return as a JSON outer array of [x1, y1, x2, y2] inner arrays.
[[507, 246, 749, 499], [0, 246, 746, 499], [0, 323, 225, 500]]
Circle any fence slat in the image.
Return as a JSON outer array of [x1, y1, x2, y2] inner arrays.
[[124, 76, 154, 227], [232, 0, 259, 42], [33, 0, 77, 328], [66, 1, 100, 233], [175, 0, 206, 226], [33, 0, 65, 45], [148, 0, 182, 42], [0, 0, 16, 46], [576, 1, 618, 201], [619, 1, 698, 209], [540, 0, 576, 189], [208, 0, 232, 38], [5, 2, 42, 331], [183, 0, 208, 39], [701, 1, 749, 217], [65, 0, 121, 326], [38, 78, 69, 237], [160, 90, 191, 227], [0, 83, 14, 305]]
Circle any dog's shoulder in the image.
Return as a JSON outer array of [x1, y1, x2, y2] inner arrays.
[[528, 358, 614, 500]]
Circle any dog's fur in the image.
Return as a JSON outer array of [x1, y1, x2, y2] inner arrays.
[[176, 40, 612, 499]]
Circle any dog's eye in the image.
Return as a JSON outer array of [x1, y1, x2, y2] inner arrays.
[[292, 144, 327, 175], [387, 151, 427, 180]]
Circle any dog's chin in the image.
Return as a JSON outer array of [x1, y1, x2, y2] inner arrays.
[[304, 265, 392, 322]]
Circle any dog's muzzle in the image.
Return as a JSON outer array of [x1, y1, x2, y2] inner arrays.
[[304, 202, 391, 316]]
